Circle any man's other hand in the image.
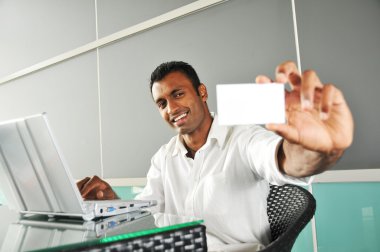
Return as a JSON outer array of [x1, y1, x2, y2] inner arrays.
[[77, 175, 118, 200]]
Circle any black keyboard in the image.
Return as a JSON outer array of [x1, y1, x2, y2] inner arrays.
[[66, 224, 207, 252]]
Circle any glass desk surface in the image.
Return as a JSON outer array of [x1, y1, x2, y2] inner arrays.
[[0, 205, 203, 252]]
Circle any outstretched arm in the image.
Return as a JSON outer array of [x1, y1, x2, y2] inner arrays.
[[256, 61, 354, 177]]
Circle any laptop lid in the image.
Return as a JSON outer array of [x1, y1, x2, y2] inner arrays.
[[0, 113, 156, 220], [0, 113, 85, 216]]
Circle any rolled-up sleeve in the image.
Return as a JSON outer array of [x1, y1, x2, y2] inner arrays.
[[244, 126, 313, 186]]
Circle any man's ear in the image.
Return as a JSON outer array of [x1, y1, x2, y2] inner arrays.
[[198, 84, 208, 101]]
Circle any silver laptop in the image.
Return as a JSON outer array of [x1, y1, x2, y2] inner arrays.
[[0, 113, 155, 221], [18, 210, 151, 237]]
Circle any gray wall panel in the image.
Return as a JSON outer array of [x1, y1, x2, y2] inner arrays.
[[99, 0, 297, 178], [96, 0, 196, 38], [0, 0, 95, 78], [0, 52, 100, 179], [2, 0, 368, 180], [296, 0, 380, 169]]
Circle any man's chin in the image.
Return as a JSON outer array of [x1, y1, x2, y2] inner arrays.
[[176, 127, 192, 135], [169, 122, 192, 135]]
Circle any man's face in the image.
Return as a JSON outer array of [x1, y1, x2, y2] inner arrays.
[[152, 71, 207, 135]]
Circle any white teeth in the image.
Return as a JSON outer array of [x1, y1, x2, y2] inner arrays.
[[174, 113, 187, 122]]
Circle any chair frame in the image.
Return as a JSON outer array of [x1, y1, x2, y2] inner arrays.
[[259, 184, 316, 252]]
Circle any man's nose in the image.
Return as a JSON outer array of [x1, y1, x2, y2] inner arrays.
[[167, 99, 179, 114]]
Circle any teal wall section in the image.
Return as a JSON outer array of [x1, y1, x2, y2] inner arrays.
[[292, 221, 314, 252], [112, 186, 143, 200], [292, 186, 314, 252], [313, 182, 380, 252]]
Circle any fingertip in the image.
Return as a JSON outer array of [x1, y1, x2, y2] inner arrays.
[[256, 75, 272, 84], [276, 73, 287, 83]]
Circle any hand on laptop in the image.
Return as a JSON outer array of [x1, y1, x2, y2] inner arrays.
[[77, 176, 119, 200]]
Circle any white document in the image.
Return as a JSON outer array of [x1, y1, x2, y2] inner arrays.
[[216, 83, 285, 125]]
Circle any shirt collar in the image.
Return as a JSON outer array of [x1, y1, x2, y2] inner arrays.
[[172, 113, 229, 157]]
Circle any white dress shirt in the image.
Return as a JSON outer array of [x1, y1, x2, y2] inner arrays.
[[136, 114, 312, 249]]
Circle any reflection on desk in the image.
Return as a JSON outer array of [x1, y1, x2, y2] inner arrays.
[[0, 206, 207, 252]]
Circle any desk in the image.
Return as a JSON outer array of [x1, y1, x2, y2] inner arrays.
[[0, 206, 206, 251]]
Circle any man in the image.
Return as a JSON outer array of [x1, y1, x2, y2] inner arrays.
[[78, 61, 353, 249]]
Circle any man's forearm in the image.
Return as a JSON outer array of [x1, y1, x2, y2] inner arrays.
[[278, 140, 344, 178]]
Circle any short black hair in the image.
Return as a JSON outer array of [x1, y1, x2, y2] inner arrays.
[[150, 61, 201, 95]]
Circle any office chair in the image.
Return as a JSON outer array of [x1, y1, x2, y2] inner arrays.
[[259, 184, 316, 252]]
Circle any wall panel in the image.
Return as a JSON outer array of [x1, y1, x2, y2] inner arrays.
[[0, 0, 96, 78], [296, 0, 380, 169], [99, 0, 297, 177], [0, 52, 100, 179], [97, 0, 196, 38]]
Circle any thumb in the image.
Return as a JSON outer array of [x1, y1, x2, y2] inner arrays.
[[96, 190, 104, 200], [266, 123, 299, 144], [97, 188, 118, 200]]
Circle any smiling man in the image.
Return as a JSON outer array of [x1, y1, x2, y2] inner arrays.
[[78, 61, 354, 250], [151, 67, 213, 159]]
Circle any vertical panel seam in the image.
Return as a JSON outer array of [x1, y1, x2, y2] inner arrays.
[[309, 184, 319, 252], [291, 0, 302, 72], [95, 0, 104, 178]]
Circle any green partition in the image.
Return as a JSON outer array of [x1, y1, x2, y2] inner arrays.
[[313, 182, 380, 252]]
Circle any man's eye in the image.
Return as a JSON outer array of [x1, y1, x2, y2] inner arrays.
[[157, 101, 166, 109], [174, 92, 184, 98]]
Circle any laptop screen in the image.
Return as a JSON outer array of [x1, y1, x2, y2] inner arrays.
[[0, 114, 83, 214]]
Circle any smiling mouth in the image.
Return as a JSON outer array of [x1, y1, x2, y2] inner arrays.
[[172, 112, 188, 123]]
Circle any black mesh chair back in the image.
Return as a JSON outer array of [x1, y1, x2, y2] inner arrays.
[[259, 184, 316, 252]]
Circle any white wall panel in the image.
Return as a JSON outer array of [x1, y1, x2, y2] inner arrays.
[[0, 0, 95, 78]]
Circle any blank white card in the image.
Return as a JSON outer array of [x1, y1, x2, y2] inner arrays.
[[216, 83, 285, 125]]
